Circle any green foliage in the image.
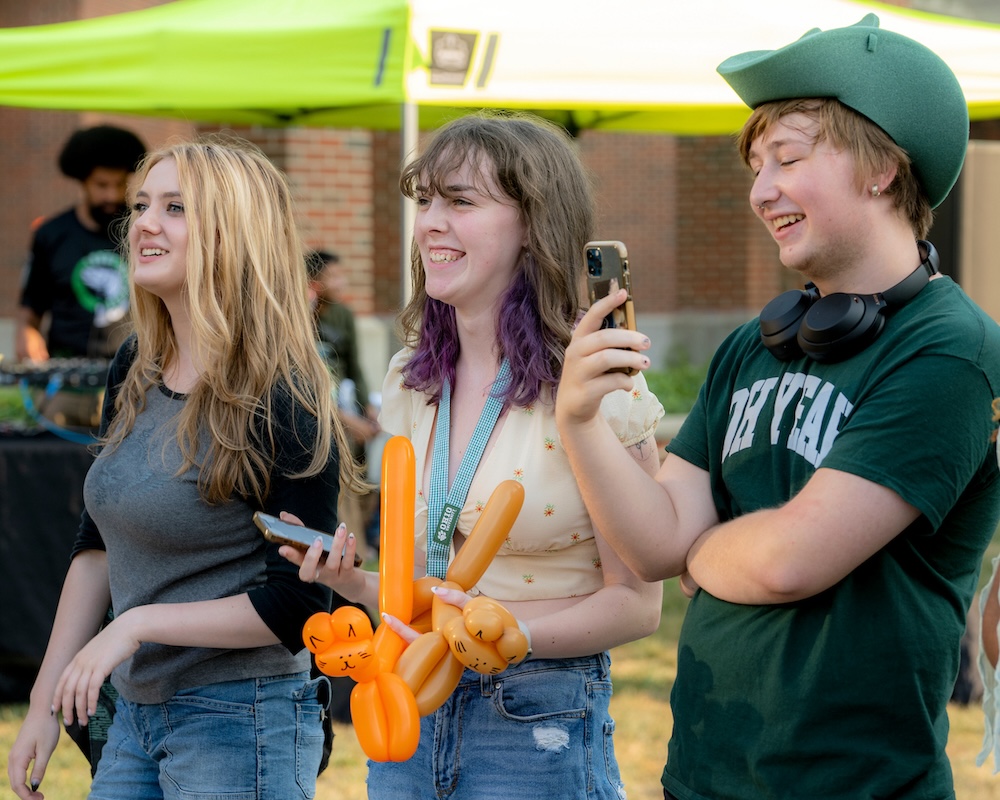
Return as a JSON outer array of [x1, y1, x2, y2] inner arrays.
[[0, 386, 36, 429], [644, 350, 709, 415]]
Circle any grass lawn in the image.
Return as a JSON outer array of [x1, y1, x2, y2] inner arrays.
[[3, 554, 1000, 799]]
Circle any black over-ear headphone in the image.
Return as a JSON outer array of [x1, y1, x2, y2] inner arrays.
[[759, 240, 939, 363]]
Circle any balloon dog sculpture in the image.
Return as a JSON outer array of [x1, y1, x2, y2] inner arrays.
[[302, 436, 527, 761]]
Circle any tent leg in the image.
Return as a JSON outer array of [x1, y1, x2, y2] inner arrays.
[[400, 102, 418, 306]]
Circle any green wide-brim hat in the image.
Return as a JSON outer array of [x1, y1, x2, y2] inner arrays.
[[717, 13, 968, 208]]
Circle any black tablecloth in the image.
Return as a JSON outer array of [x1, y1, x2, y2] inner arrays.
[[0, 432, 94, 701]]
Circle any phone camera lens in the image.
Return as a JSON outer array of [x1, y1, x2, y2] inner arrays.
[[586, 248, 602, 277]]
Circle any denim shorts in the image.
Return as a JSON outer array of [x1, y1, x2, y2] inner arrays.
[[89, 671, 328, 800], [367, 652, 626, 800]]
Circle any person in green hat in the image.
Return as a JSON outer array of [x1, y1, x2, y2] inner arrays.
[[555, 14, 1000, 799]]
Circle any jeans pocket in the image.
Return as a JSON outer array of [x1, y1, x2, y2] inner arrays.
[[161, 695, 258, 799], [600, 718, 628, 800], [493, 665, 588, 722], [294, 676, 329, 796]]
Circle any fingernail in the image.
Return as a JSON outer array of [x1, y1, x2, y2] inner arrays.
[[50, 705, 55, 716], [642, 337, 651, 347], [338, 522, 347, 531], [30, 779, 40, 791], [348, 532, 355, 541], [431, 585, 441, 594], [313, 536, 323, 547]]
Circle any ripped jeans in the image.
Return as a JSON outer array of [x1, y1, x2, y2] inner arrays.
[[367, 652, 626, 800]]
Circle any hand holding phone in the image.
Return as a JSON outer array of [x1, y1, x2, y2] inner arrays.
[[585, 240, 638, 375], [253, 511, 363, 567]]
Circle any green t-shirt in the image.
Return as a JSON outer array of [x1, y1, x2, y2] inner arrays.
[[664, 277, 1000, 799]]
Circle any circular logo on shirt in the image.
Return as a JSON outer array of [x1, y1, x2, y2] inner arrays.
[[71, 249, 130, 328]]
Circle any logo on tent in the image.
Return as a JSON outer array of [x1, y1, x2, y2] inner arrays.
[[429, 31, 478, 86]]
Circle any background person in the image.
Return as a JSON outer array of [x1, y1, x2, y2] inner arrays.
[[6, 136, 364, 800], [306, 248, 381, 556], [16, 124, 146, 363], [303, 248, 378, 723], [282, 111, 665, 799], [555, 15, 1000, 800]]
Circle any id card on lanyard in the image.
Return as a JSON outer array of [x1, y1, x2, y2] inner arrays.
[[425, 360, 511, 579]]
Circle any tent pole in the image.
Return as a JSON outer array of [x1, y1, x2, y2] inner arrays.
[[401, 101, 418, 306]]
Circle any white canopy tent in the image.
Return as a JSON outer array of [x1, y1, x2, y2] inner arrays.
[[0, 0, 996, 134]]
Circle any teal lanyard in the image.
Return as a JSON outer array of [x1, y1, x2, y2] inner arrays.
[[426, 359, 511, 579]]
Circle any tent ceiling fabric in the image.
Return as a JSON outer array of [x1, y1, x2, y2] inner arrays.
[[0, 0, 997, 134]]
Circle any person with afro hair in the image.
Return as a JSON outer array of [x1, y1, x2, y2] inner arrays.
[[17, 124, 146, 362]]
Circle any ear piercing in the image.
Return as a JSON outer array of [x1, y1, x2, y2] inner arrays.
[[871, 184, 880, 197]]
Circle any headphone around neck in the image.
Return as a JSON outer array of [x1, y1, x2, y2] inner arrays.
[[759, 240, 940, 363]]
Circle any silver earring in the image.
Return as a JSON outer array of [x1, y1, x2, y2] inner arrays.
[[871, 184, 880, 197]]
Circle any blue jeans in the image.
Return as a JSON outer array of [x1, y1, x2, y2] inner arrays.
[[367, 652, 626, 800], [89, 672, 327, 800]]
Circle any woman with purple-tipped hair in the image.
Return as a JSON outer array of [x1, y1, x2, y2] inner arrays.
[[285, 111, 665, 799]]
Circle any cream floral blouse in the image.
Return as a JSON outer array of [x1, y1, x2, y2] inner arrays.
[[379, 348, 665, 602]]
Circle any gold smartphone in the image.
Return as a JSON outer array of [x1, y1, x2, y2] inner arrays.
[[584, 240, 638, 375], [253, 511, 363, 567]]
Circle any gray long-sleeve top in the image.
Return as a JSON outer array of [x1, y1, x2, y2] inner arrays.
[[72, 340, 337, 704]]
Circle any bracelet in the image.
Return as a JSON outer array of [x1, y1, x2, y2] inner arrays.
[[517, 619, 533, 661]]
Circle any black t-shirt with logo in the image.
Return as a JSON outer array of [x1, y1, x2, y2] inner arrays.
[[20, 208, 129, 358]]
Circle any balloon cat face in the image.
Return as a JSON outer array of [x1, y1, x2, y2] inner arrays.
[[304, 606, 380, 683]]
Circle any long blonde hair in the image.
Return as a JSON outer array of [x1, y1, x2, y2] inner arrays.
[[105, 135, 363, 504]]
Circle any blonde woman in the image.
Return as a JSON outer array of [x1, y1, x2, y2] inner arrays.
[[7, 136, 361, 800]]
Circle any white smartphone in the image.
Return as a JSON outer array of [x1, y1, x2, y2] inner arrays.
[[252, 511, 363, 567]]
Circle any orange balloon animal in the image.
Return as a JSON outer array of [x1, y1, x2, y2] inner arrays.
[[393, 479, 528, 716], [303, 438, 529, 757], [304, 436, 419, 762]]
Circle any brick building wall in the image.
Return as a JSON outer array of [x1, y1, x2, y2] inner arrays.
[[579, 132, 678, 317], [371, 131, 405, 317], [230, 127, 380, 316]]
